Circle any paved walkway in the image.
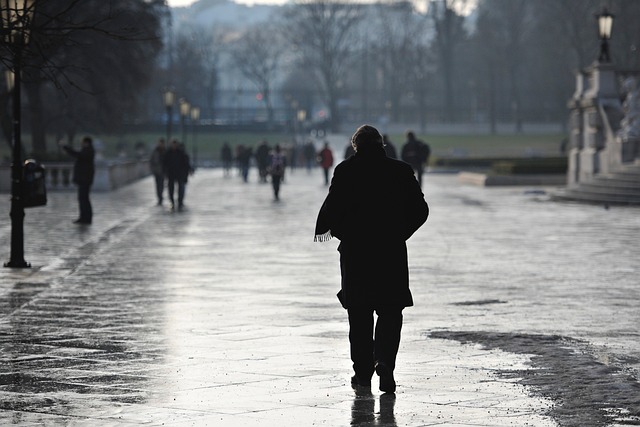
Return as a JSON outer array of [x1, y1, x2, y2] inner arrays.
[[0, 145, 639, 426]]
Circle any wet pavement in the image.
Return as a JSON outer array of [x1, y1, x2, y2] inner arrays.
[[0, 139, 639, 426]]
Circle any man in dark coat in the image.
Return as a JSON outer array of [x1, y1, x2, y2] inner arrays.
[[315, 124, 429, 393], [62, 136, 95, 224], [255, 140, 271, 183], [149, 138, 166, 205], [164, 140, 192, 210]]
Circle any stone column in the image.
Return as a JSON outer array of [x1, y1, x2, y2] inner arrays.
[[567, 71, 586, 185], [575, 62, 619, 183]]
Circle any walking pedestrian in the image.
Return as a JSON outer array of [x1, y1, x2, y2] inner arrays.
[[221, 142, 233, 177], [400, 131, 431, 187], [314, 124, 429, 393], [61, 136, 95, 225], [255, 140, 271, 183], [303, 141, 316, 172], [268, 144, 286, 201], [236, 145, 252, 183], [317, 142, 334, 186], [150, 138, 166, 205], [164, 140, 192, 211], [382, 134, 397, 159], [344, 141, 355, 159]]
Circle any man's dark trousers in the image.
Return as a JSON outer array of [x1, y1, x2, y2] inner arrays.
[[78, 183, 92, 222], [167, 177, 186, 207], [347, 306, 403, 380], [154, 173, 164, 204]]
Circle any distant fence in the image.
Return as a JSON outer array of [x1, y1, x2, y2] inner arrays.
[[0, 159, 150, 193]]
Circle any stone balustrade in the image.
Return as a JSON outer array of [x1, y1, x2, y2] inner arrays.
[[0, 159, 150, 193]]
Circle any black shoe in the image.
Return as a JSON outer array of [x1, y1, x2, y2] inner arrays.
[[73, 219, 91, 225], [375, 363, 396, 393], [351, 375, 371, 389]]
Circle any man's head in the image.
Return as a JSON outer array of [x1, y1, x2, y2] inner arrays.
[[82, 136, 93, 148], [351, 125, 383, 152], [406, 131, 416, 141]]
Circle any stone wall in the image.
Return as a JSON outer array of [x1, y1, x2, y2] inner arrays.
[[567, 62, 640, 185], [0, 160, 150, 193]]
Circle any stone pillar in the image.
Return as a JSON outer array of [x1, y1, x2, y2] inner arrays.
[[567, 62, 620, 183], [567, 72, 585, 185]]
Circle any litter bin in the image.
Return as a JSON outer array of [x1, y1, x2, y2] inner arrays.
[[22, 159, 47, 208]]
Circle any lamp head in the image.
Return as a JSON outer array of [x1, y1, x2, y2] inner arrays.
[[0, 0, 35, 45], [597, 7, 614, 40]]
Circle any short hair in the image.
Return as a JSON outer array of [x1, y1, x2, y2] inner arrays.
[[351, 125, 383, 152]]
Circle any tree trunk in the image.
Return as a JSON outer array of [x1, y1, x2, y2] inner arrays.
[[0, 93, 12, 148], [24, 80, 47, 155]]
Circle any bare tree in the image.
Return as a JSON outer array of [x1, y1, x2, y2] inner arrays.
[[499, 0, 531, 133], [229, 25, 284, 129], [282, 0, 363, 132], [471, 1, 510, 133], [372, 2, 428, 123], [0, 0, 163, 155], [428, 0, 468, 122], [535, 0, 600, 71]]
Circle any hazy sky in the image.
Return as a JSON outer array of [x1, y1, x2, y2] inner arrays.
[[167, 0, 285, 6], [167, 0, 477, 13], [167, 0, 198, 6]]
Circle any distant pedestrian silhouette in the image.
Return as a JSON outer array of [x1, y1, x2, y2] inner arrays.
[[268, 144, 286, 201], [303, 141, 316, 172], [382, 134, 397, 159], [401, 131, 430, 187], [255, 140, 271, 183], [61, 136, 95, 225], [317, 142, 334, 185], [315, 124, 429, 393], [344, 142, 355, 159], [221, 142, 233, 176], [164, 140, 192, 211], [236, 145, 252, 182], [150, 138, 166, 205]]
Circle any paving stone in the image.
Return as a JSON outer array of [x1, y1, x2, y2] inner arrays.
[[0, 141, 638, 425]]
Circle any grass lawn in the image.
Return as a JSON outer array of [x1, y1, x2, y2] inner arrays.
[[2, 131, 567, 163], [386, 133, 567, 159]]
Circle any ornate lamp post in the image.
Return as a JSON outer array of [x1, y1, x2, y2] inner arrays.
[[2, 0, 35, 268], [163, 87, 175, 141], [597, 7, 614, 63], [190, 106, 200, 168], [179, 98, 190, 145]]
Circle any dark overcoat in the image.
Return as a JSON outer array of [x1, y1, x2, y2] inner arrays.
[[164, 147, 191, 182], [315, 145, 429, 309], [63, 145, 95, 186]]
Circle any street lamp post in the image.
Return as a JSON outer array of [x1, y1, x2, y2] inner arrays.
[[291, 100, 298, 138], [2, 0, 35, 268], [597, 7, 614, 63], [190, 106, 200, 168], [163, 88, 175, 142], [179, 98, 190, 145]]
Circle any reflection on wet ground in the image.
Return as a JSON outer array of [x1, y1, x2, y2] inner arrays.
[[431, 331, 640, 426], [0, 163, 638, 425]]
